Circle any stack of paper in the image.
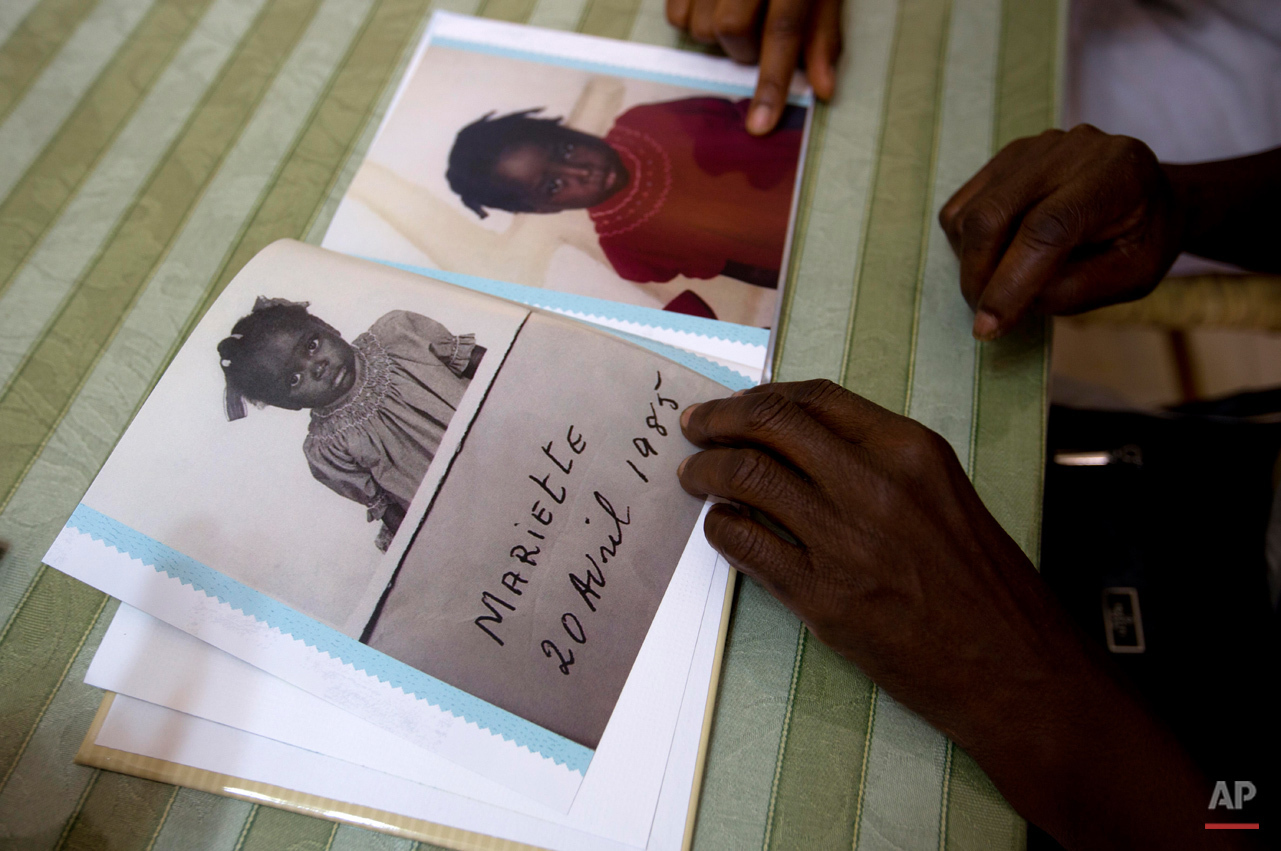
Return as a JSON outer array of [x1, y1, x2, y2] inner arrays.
[[48, 14, 812, 850]]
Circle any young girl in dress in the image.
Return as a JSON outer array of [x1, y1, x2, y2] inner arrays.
[[446, 98, 806, 294], [218, 297, 484, 550]]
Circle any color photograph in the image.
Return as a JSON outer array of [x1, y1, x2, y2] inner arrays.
[[323, 43, 808, 328]]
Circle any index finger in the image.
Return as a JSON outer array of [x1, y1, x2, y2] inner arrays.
[[802, 0, 842, 100], [973, 172, 1139, 337], [688, 379, 895, 450], [938, 135, 1042, 253], [681, 389, 843, 475], [747, 0, 807, 135]]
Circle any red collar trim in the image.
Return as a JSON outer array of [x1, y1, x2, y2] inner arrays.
[[589, 126, 672, 237]]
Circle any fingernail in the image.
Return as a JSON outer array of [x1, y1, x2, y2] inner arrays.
[[681, 403, 699, 429], [677, 456, 689, 477], [747, 104, 773, 135], [731, 388, 749, 397], [818, 62, 836, 99], [973, 310, 999, 341]]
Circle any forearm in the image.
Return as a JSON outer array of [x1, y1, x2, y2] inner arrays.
[[1166, 147, 1281, 273], [962, 647, 1239, 849], [927, 562, 1256, 850]]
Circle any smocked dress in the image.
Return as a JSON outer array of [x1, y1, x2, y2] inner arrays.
[[587, 97, 804, 285], [304, 310, 475, 548]]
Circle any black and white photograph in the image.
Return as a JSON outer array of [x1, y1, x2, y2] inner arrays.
[[80, 239, 726, 754], [217, 297, 486, 553], [363, 309, 713, 749], [84, 243, 525, 634]]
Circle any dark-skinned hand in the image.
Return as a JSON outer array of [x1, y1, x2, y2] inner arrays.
[[678, 379, 1254, 850], [938, 124, 1185, 341], [665, 0, 841, 135], [940, 126, 1281, 342]]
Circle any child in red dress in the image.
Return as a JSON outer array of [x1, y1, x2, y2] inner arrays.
[[446, 97, 806, 297]]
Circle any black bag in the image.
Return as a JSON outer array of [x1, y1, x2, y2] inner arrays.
[[1034, 396, 1281, 844]]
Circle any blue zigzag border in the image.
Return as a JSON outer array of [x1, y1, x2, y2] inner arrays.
[[368, 258, 772, 350], [66, 503, 594, 774], [430, 35, 815, 108]]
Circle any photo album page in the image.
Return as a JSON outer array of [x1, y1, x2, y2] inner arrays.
[[45, 239, 741, 811]]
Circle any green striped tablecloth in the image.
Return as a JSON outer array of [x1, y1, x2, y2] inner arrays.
[[0, 0, 1056, 848]]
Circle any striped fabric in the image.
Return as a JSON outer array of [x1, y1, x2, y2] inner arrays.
[[0, 0, 1056, 848]]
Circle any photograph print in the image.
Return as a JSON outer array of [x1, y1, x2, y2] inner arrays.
[[81, 242, 527, 636], [77, 239, 727, 763], [218, 296, 485, 553], [323, 31, 809, 328]]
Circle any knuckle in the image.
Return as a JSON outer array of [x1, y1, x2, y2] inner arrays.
[[732, 521, 777, 569], [704, 507, 738, 549], [1020, 205, 1078, 249], [743, 391, 798, 436], [893, 423, 953, 477], [706, 510, 755, 569], [690, 22, 716, 41], [938, 199, 959, 231], [707, 509, 800, 592], [959, 201, 1006, 242], [795, 378, 846, 409], [1001, 131, 1054, 158], [727, 449, 777, 496], [764, 11, 804, 39], [714, 4, 754, 35], [687, 6, 717, 41], [1066, 123, 1103, 140], [1109, 134, 1155, 168]]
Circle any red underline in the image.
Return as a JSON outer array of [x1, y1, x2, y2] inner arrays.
[[1205, 824, 1260, 830]]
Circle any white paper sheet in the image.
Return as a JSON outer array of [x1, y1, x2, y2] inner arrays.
[[91, 559, 730, 850]]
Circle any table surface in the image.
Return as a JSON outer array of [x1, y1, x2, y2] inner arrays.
[[0, 0, 1056, 848]]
